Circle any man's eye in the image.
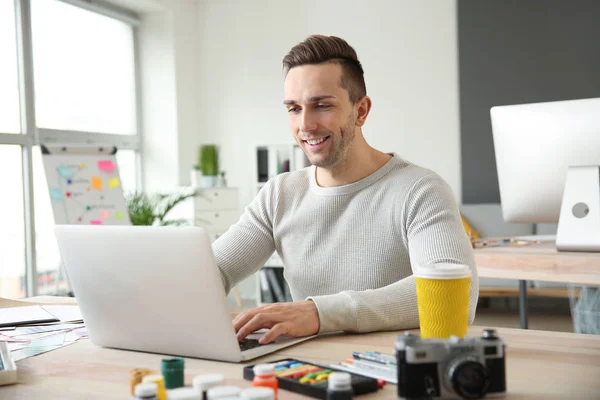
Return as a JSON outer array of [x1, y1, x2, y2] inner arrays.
[[288, 107, 300, 113], [316, 104, 330, 109]]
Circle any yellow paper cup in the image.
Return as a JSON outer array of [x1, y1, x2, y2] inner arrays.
[[415, 263, 471, 339]]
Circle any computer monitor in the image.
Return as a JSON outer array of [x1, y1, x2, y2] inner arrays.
[[490, 97, 600, 251]]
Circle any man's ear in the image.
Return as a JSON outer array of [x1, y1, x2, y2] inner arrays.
[[355, 96, 372, 127]]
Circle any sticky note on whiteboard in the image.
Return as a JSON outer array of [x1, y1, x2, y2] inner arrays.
[[57, 165, 73, 178], [91, 176, 102, 190], [98, 160, 116, 172], [50, 188, 63, 201], [108, 177, 120, 189]]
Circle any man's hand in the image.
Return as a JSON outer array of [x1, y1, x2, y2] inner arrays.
[[233, 300, 320, 344]]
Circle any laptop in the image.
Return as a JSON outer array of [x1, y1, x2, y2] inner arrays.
[[54, 225, 314, 362]]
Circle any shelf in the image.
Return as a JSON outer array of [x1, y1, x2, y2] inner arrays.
[[256, 144, 310, 185]]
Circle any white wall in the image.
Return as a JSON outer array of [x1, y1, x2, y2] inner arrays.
[[131, 0, 200, 192], [138, 10, 179, 192], [191, 0, 461, 207]]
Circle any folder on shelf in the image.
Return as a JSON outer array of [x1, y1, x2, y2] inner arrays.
[[265, 268, 286, 303], [259, 269, 274, 303]]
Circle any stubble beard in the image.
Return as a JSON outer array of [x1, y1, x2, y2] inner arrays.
[[310, 114, 356, 169]]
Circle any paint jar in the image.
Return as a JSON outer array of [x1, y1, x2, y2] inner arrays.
[[326, 372, 353, 400], [134, 382, 158, 400], [252, 364, 278, 399], [167, 387, 203, 400], [193, 373, 225, 400], [130, 368, 154, 396], [206, 385, 242, 399], [161, 357, 185, 389], [240, 387, 275, 400], [142, 374, 167, 400]]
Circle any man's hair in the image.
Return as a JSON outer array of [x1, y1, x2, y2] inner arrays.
[[282, 35, 366, 104]]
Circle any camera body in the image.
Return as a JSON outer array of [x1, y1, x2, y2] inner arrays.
[[395, 329, 506, 399]]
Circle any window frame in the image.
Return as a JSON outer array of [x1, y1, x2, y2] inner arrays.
[[0, 0, 143, 297]]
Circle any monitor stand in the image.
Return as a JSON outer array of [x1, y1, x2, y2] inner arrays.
[[556, 165, 600, 252]]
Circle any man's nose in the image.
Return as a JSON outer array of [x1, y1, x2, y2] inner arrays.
[[299, 110, 318, 133]]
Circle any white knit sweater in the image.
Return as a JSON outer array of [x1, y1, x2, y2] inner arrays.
[[213, 154, 478, 333]]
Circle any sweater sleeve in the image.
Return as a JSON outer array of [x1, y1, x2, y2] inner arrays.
[[212, 180, 277, 294], [308, 173, 478, 333]]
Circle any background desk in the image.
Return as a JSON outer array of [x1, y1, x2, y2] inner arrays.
[[3, 326, 600, 399], [474, 240, 600, 329]]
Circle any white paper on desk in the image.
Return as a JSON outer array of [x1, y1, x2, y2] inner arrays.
[[0, 305, 58, 327], [1, 323, 83, 337], [7, 342, 30, 352], [11, 331, 72, 362], [42, 305, 83, 322], [0, 333, 30, 343]]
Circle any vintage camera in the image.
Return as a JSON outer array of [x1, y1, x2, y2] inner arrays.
[[395, 329, 506, 399]]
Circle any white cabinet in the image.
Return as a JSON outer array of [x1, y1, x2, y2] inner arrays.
[[194, 188, 239, 241]]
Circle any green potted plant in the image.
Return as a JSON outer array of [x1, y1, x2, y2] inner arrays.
[[191, 145, 219, 188], [199, 144, 219, 188], [126, 189, 196, 226]]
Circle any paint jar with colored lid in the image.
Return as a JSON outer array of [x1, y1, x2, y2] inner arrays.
[[134, 382, 158, 400], [130, 368, 154, 395], [193, 373, 225, 400], [167, 387, 202, 400], [326, 372, 353, 399], [206, 385, 242, 399], [252, 364, 278, 398], [240, 387, 275, 400], [142, 374, 167, 400], [161, 357, 185, 389]]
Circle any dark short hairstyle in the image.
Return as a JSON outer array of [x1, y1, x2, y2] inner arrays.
[[282, 35, 366, 104]]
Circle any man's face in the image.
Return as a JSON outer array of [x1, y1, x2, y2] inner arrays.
[[284, 63, 356, 168]]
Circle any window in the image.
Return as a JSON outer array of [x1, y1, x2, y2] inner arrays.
[[0, 146, 26, 298], [0, 0, 142, 298], [0, 0, 21, 134], [31, 0, 137, 134]]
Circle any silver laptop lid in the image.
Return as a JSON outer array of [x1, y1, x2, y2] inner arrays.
[[55, 225, 243, 362]]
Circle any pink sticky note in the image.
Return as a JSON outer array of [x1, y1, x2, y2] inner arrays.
[[90, 220, 102, 225], [97, 160, 116, 172], [99, 210, 109, 219]]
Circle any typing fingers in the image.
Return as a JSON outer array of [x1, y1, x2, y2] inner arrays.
[[232, 310, 255, 333], [259, 322, 289, 344], [236, 311, 282, 341], [233, 303, 281, 332]]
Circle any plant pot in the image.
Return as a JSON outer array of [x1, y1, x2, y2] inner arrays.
[[200, 175, 218, 188]]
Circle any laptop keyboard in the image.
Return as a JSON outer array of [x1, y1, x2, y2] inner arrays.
[[239, 338, 263, 351]]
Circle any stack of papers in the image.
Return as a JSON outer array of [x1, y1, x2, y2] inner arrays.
[[0, 306, 58, 328], [0, 304, 87, 362], [0, 304, 83, 328]]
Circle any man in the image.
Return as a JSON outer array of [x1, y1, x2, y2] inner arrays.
[[213, 35, 478, 344]]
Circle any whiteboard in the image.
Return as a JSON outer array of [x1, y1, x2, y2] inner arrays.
[[41, 146, 131, 225]]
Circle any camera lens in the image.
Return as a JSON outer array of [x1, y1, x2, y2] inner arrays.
[[449, 360, 490, 399]]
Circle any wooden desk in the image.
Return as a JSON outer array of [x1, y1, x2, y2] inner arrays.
[[474, 239, 600, 329], [474, 240, 600, 286], [3, 326, 599, 399]]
